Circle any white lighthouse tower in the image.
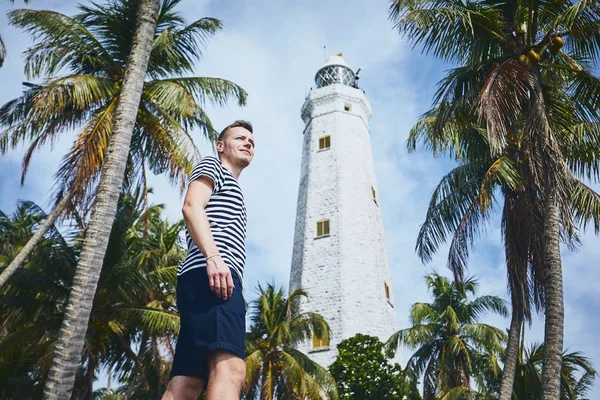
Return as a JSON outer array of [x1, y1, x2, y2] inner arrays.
[[289, 54, 398, 367]]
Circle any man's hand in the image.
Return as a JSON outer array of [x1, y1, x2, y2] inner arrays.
[[206, 255, 234, 300]]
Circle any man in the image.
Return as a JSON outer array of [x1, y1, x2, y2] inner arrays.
[[162, 120, 255, 400]]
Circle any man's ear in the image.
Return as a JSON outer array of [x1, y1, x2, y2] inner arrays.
[[216, 140, 224, 153]]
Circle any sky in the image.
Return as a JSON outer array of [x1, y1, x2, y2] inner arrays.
[[0, 0, 599, 396]]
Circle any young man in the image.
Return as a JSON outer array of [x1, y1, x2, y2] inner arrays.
[[162, 120, 255, 400]]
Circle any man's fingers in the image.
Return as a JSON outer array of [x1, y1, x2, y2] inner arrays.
[[208, 273, 216, 292], [226, 273, 234, 299], [220, 274, 228, 300], [212, 273, 221, 296]]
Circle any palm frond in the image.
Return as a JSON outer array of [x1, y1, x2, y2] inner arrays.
[[284, 347, 339, 400], [562, 122, 600, 182], [243, 349, 263, 394], [53, 96, 118, 209], [407, 108, 489, 162], [388, 0, 505, 64], [468, 295, 509, 320], [116, 306, 179, 336], [439, 385, 481, 400], [446, 191, 490, 283], [562, 3, 600, 64], [570, 179, 600, 233], [551, 0, 590, 31], [134, 106, 197, 191], [410, 301, 437, 324], [478, 60, 535, 156], [147, 77, 248, 107], [416, 164, 484, 264], [569, 69, 600, 120], [461, 323, 506, 352], [8, 9, 118, 78], [148, 17, 222, 77]]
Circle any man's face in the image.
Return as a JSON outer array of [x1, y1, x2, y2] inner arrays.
[[217, 126, 255, 168]]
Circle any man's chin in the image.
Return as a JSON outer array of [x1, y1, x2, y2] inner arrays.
[[238, 156, 252, 168]]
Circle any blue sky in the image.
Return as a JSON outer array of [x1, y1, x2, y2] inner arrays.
[[1, 0, 599, 396]]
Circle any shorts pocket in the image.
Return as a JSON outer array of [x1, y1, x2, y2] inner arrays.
[[191, 307, 220, 347], [217, 305, 246, 357]]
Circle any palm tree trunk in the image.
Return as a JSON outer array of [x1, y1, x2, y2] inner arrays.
[[0, 194, 71, 288], [107, 365, 112, 393], [499, 308, 522, 400], [262, 363, 274, 400], [42, 1, 160, 398], [541, 190, 564, 400]]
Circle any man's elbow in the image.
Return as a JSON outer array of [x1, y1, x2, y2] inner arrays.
[[182, 201, 194, 218]]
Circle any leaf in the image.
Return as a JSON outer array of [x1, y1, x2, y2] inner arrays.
[[570, 179, 600, 233]]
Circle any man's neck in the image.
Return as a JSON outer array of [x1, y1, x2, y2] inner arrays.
[[218, 156, 242, 180]]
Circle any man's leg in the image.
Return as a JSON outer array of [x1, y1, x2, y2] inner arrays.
[[205, 350, 246, 400], [161, 376, 205, 400]]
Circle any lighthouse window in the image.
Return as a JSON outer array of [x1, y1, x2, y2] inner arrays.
[[384, 282, 391, 300], [344, 103, 351, 111], [312, 331, 330, 349], [318, 135, 331, 150], [316, 219, 330, 237], [371, 186, 377, 201]]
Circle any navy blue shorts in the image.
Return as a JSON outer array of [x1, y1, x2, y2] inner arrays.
[[170, 267, 246, 380]]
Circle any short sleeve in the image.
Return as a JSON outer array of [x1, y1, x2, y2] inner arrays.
[[189, 156, 225, 193]]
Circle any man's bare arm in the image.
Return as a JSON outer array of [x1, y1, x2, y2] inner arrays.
[[182, 176, 234, 300]]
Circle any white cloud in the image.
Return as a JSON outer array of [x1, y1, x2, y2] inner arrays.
[[0, 0, 598, 396]]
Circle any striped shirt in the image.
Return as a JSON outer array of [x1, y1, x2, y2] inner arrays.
[[178, 156, 247, 282]]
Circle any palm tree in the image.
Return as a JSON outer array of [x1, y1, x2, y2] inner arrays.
[[0, 0, 247, 287], [385, 273, 507, 400], [0, 188, 185, 399], [43, 1, 161, 396], [511, 342, 597, 400], [389, 0, 600, 397], [406, 108, 600, 400], [244, 284, 338, 400], [407, 107, 600, 400]]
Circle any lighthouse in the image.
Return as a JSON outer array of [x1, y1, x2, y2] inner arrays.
[[289, 54, 398, 367]]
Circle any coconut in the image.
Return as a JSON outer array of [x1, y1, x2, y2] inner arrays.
[[554, 36, 564, 48], [518, 54, 530, 66], [528, 50, 541, 62]]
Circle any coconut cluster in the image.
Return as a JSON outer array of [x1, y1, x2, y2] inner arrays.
[[514, 36, 565, 67]]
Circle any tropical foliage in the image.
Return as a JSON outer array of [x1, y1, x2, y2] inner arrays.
[[0, 0, 247, 218], [244, 284, 338, 400], [0, 1, 247, 396], [0, 188, 184, 399], [510, 343, 597, 400], [389, 0, 600, 396], [386, 273, 508, 400]]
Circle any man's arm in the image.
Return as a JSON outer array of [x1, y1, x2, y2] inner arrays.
[[182, 176, 234, 300]]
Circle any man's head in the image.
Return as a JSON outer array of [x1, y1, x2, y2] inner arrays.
[[216, 120, 255, 169]]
